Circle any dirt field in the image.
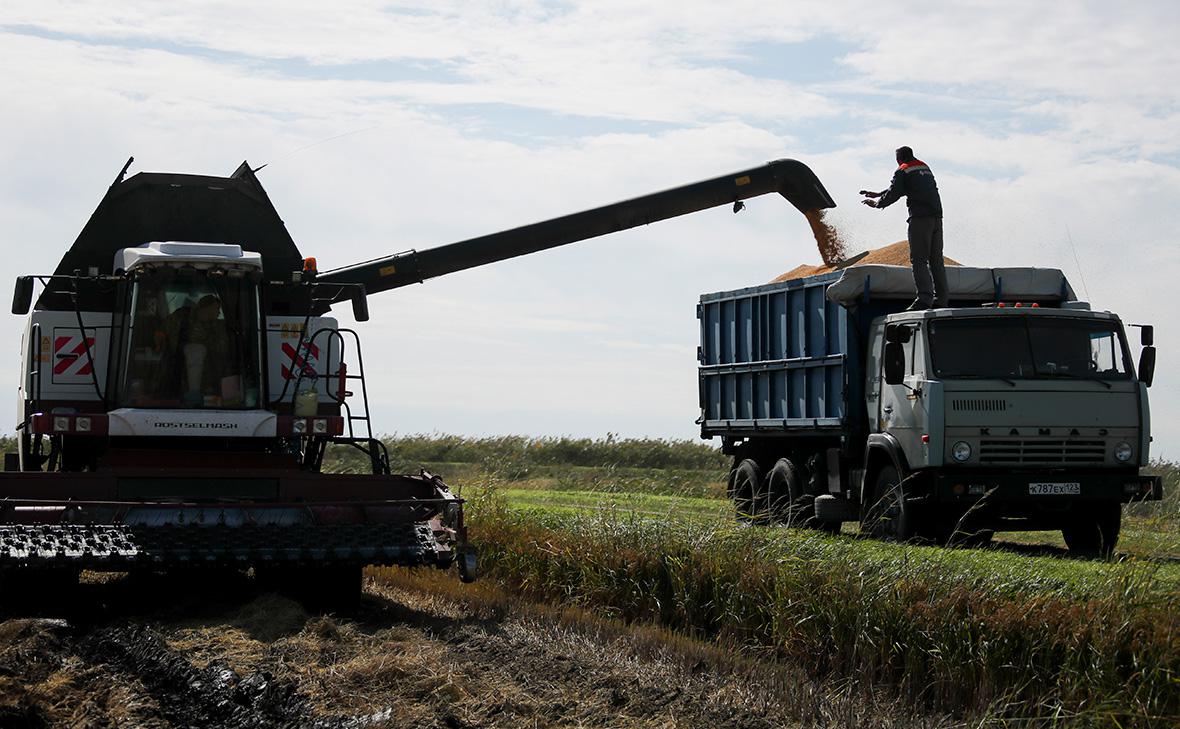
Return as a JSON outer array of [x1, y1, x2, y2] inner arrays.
[[0, 570, 932, 729]]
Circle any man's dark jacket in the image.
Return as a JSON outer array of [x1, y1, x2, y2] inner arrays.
[[877, 159, 942, 219]]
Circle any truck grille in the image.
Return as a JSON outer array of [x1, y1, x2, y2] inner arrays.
[[979, 439, 1106, 465], [951, 398, 1007, 412]]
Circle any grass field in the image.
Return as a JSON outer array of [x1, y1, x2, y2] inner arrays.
[[2, 433, 1175, 725], [355, 435, 1180, 727]]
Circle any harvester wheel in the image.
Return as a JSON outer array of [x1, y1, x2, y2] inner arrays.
[[732, 459, 763, 524], [0, 568, 79, 613], [314, 565, 364, 610], [255, 565, 363, 612]]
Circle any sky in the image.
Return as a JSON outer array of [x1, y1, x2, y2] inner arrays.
[[1, 2, 1177, 452]]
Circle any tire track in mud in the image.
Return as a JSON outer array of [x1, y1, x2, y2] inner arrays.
[[0, 572, 933, 728], [80, 624, 310, 729]]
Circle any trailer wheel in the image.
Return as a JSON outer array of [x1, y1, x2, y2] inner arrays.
[[732, 459, 763, 523], [1062, 503, 1121, 557], [765, 459, 809, 526], [863, 465, 917, 542]]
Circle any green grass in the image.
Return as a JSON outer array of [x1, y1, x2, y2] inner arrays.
[[323, 433, 729, 476], [473, 484, 1180, 599], [3, 431, 1177, 723], [359, 438, 1178, 725], [497, 487, 730, 520], [466, 492, 1180, 726]]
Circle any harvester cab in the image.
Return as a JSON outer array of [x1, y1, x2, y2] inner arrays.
[[0, 156, 834, 601]]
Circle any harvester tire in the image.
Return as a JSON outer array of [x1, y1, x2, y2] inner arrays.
[[255, 565, 363, 612], [0, 568, 78, 613]]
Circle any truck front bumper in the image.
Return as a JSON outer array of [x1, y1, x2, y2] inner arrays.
[[929, 470, 1162, 504]]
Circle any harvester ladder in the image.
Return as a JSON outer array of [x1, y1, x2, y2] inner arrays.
[[290, 327, 390, 475]]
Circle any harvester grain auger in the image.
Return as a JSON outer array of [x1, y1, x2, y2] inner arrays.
[[0, 157, 834, 602]]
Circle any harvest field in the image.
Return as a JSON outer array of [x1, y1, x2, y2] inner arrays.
[[1, 435, 1177, 727]]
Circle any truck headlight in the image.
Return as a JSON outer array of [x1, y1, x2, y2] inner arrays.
[[1114, 441, 1133, 463], [952, 441, 972, 462]]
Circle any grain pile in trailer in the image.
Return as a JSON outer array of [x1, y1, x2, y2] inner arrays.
[[772, 240, 961, 283]]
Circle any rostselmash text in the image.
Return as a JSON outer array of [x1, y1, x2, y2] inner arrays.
[[148, 422, 240, 430]]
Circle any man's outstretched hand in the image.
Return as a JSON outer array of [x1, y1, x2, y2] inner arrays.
[[859, 190, 883, 198], [861, 199, 879, 208]]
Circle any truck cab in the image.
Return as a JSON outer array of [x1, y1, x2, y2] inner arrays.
[[861, 304, 1157, 551]]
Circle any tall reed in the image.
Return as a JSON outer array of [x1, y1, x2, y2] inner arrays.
[[468, 496, 1179, 726]]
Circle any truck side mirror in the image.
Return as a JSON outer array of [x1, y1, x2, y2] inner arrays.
[[351, 286, 369, 322], [1140, 325, 1154, 347], [885, 323, 912, 344], [884, 341, 906, 385], [1138, 346, 1156, 387], [11, 276, 33, 315]]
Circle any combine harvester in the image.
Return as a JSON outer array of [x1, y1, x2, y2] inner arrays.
[[0, 157, 835, 603]]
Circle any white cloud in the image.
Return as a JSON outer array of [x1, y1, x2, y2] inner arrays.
[[0, 2, 1177, 452]]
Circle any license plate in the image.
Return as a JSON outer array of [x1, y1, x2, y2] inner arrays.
[[1029, 482, 1081, 495]]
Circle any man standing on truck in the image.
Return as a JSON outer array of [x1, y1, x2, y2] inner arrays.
[[860, 147, 947, 310]]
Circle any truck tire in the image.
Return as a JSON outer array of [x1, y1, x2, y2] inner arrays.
[[862, 465, 917, 542], [732, 459, 763, 523], [765, 458, 808, 526], [1062, 503, 1121, 557]]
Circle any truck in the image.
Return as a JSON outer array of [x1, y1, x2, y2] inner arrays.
[[0, 156, 836, 602], [699, 263, 1161, 554]]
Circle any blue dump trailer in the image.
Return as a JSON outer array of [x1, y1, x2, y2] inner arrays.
[[697, 264, 1161, 554]]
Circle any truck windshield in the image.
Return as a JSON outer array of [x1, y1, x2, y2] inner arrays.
[[119, 272, 263, 409], [929, 317, 1131, 381]]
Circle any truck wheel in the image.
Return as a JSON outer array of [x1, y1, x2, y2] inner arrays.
[[765, 459, 809, 526], [863, 465, 917, 542], [1062, 503, 1121, 557], [732, 459, 763, 524]]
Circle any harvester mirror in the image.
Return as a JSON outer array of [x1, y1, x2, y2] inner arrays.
[[351, 286, 370, 322], [11, 276, 33, 315], [1140, 325, 1154, 347], [1138, 346, 1156, 388], [884, 341, 906, 385]]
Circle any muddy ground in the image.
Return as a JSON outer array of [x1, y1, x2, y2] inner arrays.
[[0, 571, 937, 729]]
